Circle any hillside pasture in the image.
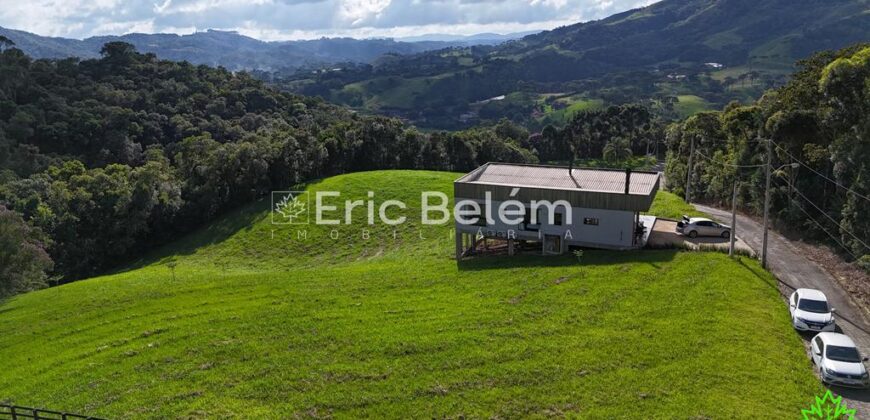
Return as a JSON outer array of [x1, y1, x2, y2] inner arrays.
[[0, 171, 819, 418]]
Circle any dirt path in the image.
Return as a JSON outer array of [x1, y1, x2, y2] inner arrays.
[[694, 204, 870, 414]]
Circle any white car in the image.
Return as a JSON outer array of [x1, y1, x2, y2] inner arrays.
[[676, 216, 731, 239], [811, 332, 870, 388], [789, 288, 836, 332]]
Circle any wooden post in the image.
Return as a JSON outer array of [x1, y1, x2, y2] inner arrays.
[[508, 239, 515, 256], [730, 180, 738, 257], [685, 135, 695, 203], [455, 229, 462, 260], [761, 137, 772, 268]]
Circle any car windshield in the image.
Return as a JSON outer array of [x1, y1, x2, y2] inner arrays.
[[798, 299, 829, 313], [827, 345, 863, 363]]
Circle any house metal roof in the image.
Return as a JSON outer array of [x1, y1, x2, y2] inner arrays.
[[456, 163, 660, 196]]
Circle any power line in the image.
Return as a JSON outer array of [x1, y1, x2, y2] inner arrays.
[[773, 178, 861, 261], [778, 177, 870, 252], [694, 149, 767, 168], [770, 139, 870, 203]]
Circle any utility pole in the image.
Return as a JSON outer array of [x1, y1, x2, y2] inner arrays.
[[730, 180, 737, 257], [761, 137, 772, 268], [685, 135, 695, 203]]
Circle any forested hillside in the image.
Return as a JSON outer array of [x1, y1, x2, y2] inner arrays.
[[0, 27, 484, 72], [0, 40, 546, 292], [2, 33, 867, 298], [286, 0, 870, 129], [665, 44, 870, 262]]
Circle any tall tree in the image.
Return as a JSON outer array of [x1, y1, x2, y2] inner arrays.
[[0, 205, 52, 297]]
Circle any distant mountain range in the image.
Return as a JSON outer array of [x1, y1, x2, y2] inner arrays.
[[285, 0, 870, 129], [0, 27, 534, 71], [395, 31, 541, 44]]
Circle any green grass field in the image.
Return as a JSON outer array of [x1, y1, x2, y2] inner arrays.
[[0, 171, 820, 418], [645, 190, 709, 220], [536, 96, 604, 126], [673, 95, 714, 119]]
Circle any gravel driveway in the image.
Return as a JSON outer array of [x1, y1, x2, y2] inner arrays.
[[694, 204, 870, 414]]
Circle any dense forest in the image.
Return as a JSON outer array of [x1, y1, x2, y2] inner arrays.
[[0, 40, 544, 295], [0, 37, 666, 296], [665, 44, 870, 263], [2, 35, 867, 298]]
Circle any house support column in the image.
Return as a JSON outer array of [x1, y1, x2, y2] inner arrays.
[[631, 212, 640, 247], [455, 229, 463, 260]]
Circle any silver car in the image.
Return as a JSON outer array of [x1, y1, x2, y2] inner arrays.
[[676, 216, 731, 239]]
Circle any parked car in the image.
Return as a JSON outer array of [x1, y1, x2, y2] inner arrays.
[[789, 288, 837, 332], [676, 216, 731, 239], [811, 332, 870, 388]]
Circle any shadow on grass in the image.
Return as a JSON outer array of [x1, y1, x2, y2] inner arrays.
[[110, 179, 325, 275], [457, 249, 680, 271], [737, 259, 782, 294], [737, 258, 870, 336], [116, 198, 271, 274]]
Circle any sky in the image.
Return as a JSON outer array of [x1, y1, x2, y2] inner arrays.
[[0, 0, 656, 41]]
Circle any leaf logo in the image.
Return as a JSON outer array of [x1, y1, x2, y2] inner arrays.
[[271, 191, 309, 224], [801, 390, 856, 420]]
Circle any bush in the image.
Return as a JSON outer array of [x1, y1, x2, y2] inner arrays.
[[858, 255, 870, 273]]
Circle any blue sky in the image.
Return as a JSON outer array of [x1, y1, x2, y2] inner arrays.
[[0, 0, 656, 41]]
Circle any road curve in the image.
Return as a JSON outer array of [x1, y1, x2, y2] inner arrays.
[[694, 204, 870, 413]]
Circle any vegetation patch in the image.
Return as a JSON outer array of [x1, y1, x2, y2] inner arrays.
[[645, 191, 708, 220], [673, 95, 713, 118], [0, 171, 819, 418]]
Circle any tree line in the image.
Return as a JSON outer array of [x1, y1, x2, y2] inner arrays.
[[665, 44, 870, 263], [0, 41, 543, 296]]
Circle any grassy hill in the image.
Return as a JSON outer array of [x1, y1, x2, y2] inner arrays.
[[673, 94, 714, 119], [0, 171, 820, 417]]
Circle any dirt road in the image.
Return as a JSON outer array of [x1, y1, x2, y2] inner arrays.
[[694, 204, 870, 414]]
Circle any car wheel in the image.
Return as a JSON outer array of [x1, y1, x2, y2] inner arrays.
[[721, 230, 730, 239], [688, 230, 698, 238]]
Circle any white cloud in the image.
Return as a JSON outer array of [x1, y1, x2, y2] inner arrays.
[[0, 0, 654, 40], [529, 0, 569, 9], [339, 0, 392, 25]]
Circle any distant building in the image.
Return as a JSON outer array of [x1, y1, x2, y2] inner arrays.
[[453, 163, 660, 258], [704, 62, 724, 69]]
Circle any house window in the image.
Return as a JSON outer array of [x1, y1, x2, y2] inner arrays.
[[584, 217, 599, 226], [553, 212, 563, 226]]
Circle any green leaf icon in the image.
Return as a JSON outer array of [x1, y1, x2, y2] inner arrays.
[[801, 390, 856, 420]]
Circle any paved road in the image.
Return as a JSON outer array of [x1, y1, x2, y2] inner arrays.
[[695, 204, 870, 413]]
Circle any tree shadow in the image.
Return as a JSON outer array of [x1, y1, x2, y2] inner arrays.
[[109, 179, 323, 274], [736, 258, 783, 294]]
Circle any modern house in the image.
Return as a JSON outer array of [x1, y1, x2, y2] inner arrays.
[[454, 162, 660, 258]]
